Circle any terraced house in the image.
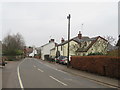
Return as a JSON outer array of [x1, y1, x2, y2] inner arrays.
[[51, 32, 108, 57]]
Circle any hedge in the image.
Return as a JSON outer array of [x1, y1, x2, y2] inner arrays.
[[70, 56, 120, 79]]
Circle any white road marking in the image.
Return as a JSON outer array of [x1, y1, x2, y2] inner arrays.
[[38, 68, 44, 72], [33, 65, 44, 72], [45, 64, 55, 69], [57, 70, 67, 74], [18, 58, 118, 88], [49, 76, 68, 86], [17, 59, 25, 89], [33, 59, 69, 75]]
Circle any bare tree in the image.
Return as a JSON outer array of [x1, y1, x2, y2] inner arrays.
[[2, 33, 25, 56], [103, 35, 116, 45]]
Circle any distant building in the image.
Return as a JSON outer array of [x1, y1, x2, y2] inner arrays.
[[24, 46, 33, 57], [29, 48, 37, 57]]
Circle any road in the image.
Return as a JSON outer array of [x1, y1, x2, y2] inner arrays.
[[2, 58, 117, 88]]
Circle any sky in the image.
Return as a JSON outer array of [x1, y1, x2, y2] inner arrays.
[[0, 0, 119, 47]]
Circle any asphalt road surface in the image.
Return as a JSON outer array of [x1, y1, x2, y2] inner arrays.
[[2, 58, 116, 88]]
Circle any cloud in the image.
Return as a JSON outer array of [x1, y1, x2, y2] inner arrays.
[[1, 2, 118, 47]]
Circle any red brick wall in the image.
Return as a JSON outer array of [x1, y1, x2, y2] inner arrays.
[[71, 56, 120, 79]]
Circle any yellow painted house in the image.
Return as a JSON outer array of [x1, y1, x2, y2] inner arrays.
[[56, 40, 79, 56], [50, 48, 56, 58], [51, 32, 108, 57]]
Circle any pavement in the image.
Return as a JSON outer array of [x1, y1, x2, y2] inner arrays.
[[0, 63, 3, 90], [38, 59, 120, 88], [2, 60, 21, 88]]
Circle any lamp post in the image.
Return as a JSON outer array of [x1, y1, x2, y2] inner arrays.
[[67, 14, 71, 67]]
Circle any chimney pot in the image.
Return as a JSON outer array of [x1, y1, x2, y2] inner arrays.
[[49, 39, 54, 43], [78, 31, 82, 39], [61, 38, 65, 43]]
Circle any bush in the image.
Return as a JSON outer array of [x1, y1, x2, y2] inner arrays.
[[87, 52, 104, 56], [15, 50, 23, 55], [7, 56, 16, 61], [3, 49, 23, 56], [107, 49, 119, 57], [3, 55, 24, 61]]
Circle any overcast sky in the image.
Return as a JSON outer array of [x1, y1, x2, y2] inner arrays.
[[0, 0, 119, 47]]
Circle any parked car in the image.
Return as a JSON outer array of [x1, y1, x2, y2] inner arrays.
[[55, 57, 60, 63], [55, 56, 67, 64], [59, 57, 68, 65]]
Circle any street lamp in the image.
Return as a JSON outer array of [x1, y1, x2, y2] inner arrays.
[[67, 14, 71, 67]]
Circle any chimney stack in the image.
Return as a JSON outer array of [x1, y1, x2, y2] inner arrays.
[[49, 39, 54, 43], [78, 31, 82, 39], [61, 38, 65, 43]]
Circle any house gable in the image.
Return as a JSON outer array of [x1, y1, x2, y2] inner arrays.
[[40, 42, 56, 60], [86, 37, 108, 55], [77, 36, 108, 52], [56, 32, 108, 56]]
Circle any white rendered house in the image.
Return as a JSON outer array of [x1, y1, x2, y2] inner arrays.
[[40, 39, 56, 60]]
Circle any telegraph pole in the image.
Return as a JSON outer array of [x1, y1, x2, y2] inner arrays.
[[67, 14, 71, 67]]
